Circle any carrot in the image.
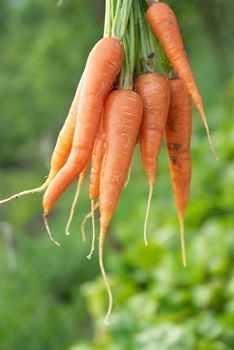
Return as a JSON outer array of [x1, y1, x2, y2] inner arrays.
[[43, 37, 124, 216], [146, 1, 218, 159], [0, 75, 84, 205], [65, 162, 89, 236], [135, 72, 170, 245], [165, 78, 192, 267], [99, 89, 143, 324]]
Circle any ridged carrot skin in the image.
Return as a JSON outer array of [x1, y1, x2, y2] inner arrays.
[[43, 37, 124, 214], [135, 73, 171, 186], [146, 2, 217, 158], [165, 78, 192, 266], [89, 120, 105, 201], [99, 89, 143, 232]]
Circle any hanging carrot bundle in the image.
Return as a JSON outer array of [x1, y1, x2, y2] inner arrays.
[[0, 0, 219, 324]]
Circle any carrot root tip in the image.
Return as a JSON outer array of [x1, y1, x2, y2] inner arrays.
[[178, 212, 187, 267], [200, 109, 219, 160], [87, 248, 95, 260], [65, 180, 82, 236], [0, 181, 48, 205], [143, 184, 154, 246], [86, 200, 96, 260], [124, 162, 132, 188], [43, 214, 60, 247], [99, 227, 113, 325]]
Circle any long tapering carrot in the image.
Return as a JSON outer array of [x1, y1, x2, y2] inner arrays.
[[0, 75, 84, 205], [99, 89, 143, 324], [165, 78, 192, 267], [135, 72, 170, 245], [146, 1, 217, 159], [43, 37, 123, 216]]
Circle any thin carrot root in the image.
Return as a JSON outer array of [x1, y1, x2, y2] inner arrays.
[[43, 213, 60, 247], [0, 180, 49, 205], [144, 183, 154, 246], [87, 200, 96, 259], [178, 211, 187, 267], [124, 162, 132, 188], [81, 201, 99, 243], [199, 107, 219, 161], [99, 227, 113, 325], [65, 179, 82, 236]]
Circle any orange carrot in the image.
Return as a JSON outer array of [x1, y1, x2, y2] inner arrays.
[[99, 89, 143, 324], [0, 75, 84, 205], [135, 72, 170, 245], [65, 162, 90, 236], [165, 78, 192, 267], [146, 1, 217, 159], [43, 37, 124, 216]]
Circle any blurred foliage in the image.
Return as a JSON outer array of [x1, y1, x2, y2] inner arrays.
[[0, 0, 234, 349]]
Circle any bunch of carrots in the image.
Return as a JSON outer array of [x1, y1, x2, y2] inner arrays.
[[0, 0, 217, 323]]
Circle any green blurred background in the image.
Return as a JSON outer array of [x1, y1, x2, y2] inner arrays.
[[0, 0, 234, 349]]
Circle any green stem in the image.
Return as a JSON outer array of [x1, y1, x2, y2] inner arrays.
[[118, 7, 135, 89], [112, 0, 133, 41], [104, 0, 111, 37], [136, 0, 157, 74]]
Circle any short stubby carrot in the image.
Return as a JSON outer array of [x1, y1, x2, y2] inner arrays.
[[146, 2, 217, 159], [99, 89, 143, 323], [43, 37, 124, 215], [165, 78, 192, 267], [0, 75, 84, 205], [135, 72, 170, 245]]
